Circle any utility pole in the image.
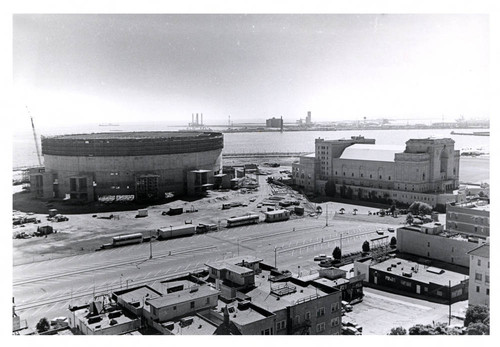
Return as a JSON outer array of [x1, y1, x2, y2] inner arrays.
[[326, 204, 328, 226], [448, 280, 452, 326], [340, 233, 342, 251], [274, 246, 283, 269], [149, 229, 153, 259], [237, 239, 240, 256]]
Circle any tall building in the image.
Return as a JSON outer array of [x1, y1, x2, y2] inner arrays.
[[293, 136, 461, 207], [467, 243, 490, 307]]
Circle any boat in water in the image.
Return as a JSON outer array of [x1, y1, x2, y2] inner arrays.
[[460, 147, 488, 157]]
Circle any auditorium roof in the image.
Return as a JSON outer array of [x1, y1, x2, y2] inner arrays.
[[339, 144, 405, 162]]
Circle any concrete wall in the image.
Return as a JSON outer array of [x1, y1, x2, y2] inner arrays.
[[468, 254, 490, 306], [397, 227, 479, 267], [41, 148, 222, 200]]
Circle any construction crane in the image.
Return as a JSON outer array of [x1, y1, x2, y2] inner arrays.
[[26, 106, 42, 166]]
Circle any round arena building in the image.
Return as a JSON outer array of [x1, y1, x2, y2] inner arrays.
[[31, 131, 224, 201]]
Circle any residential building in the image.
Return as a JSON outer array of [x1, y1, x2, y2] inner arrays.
[[446, 200, 490, 237], [467, 243, 490, 307], [396, 222, 486, 267]]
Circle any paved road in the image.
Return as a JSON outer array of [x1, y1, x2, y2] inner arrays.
[[13, 215, 394, 329]]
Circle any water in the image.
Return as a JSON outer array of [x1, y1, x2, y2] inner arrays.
[[12, 122, 489, 182]]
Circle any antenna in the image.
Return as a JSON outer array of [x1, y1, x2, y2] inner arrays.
[[26, 106, 43, 166]]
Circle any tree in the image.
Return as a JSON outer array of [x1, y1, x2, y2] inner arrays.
[[36, 317, 50, 333], [362, 241, 370, 253], [389, 327, 407, 335], [406, 214, 414, 225], [325, 180, 336, 197], [390, 236, 397, 247], [332, 246, 342, 260], [464, 305, 489, 327], [353, 208, 358, 215], [467, 322, 489, 335], [390, 204, 396, 216], [409, 201, 432, 216]]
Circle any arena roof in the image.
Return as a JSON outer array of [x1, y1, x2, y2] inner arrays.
[[48, 131, 218, 140], [339, 144, 405, 162]]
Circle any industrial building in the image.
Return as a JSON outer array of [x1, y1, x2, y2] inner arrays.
[[266, 117, 283, 129], [29, 131, 223, 202], [292, 136, 461, 207], [396, 222, 484, 268], [467, 243, 490, 307], [354, 256, 469, 304]]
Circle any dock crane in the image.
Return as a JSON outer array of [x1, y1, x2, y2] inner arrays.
[[26, 106, 42, 167]]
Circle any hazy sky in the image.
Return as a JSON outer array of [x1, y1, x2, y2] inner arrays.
[[13, 14, 489, 127]]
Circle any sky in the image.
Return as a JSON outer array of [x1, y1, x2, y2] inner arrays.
[[12, 14, 489, 128]]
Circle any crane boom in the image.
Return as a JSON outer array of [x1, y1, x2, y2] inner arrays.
[[26, 106, 42, 166]]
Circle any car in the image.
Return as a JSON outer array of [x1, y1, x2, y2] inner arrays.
[[388, 227, 395, 232], [342, 301, 353, 312], [257, 204, 263, 208], [314, 254, 328, 261], [376, 228, 384, 235], [318, 259, 334, 268], [342, 326, 361, 335]]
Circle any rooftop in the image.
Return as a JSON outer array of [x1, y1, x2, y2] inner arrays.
[[214, 301, 271, 326], [213, 255, 263, 265], [163, 315, 217, 335], [245, 270, 330, 312], [339, 144, 405, 162], [48, 131, 221, 140], [205, 261, 254, 275], [370, 257, 467, 287], [74, 306, 139, 332], [118, 286, 162, 307], [467, 243, 490, 258], [148, 285, 219, 309]]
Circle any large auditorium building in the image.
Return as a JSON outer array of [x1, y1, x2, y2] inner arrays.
[[292, 136, 461, 208], [30, 131, 224, 202]]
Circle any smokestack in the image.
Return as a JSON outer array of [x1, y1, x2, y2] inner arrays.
[[196, 113, 199, 125], [280, 116, 283, 132], [192, 113, 194, 124], [201, 113, 203, 126]]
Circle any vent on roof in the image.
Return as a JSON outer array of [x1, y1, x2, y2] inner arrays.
[[402, 272, 412, 278], [180, 317, 194, 327], [108, 311, 122, 319], [190, 287, 199, 293], [238, 301, 250, 310], [387, 267, 392, 271], [87, 316, 102, 324], [164, 322, 174, 331]]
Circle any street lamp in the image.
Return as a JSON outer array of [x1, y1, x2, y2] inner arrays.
[[274, 246, 283, 269], [149, 229, 153, 259], [126, 279, 134, 289]]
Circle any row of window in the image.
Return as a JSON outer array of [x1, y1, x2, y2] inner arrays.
[[476, 286, 490, 296], [475, 272, 490, 283]]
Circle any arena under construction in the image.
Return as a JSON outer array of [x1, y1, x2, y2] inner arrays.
[[29, 131, 224, 202]]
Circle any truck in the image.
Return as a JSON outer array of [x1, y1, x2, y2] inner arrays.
[[157, 225, 196, 240], [196, 223, 218, 233]]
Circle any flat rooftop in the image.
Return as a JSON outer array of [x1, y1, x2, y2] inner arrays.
[[205, 261, 254, 275], [163, 315, 217, 335], [215, 301, 270, 326], [215, 255, 263, 265], [245, 270, 330, 312], [370, 257, 467, 287], [118, 286, 162, 307], [148, 285, 219, 309], [74, 306, 139, 332], [339, 144, 405, 162]]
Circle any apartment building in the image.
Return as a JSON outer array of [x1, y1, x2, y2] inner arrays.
[[467, 243, 490, 307]]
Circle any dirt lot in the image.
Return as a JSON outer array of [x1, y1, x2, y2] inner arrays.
[[12, 164, 313, 264]]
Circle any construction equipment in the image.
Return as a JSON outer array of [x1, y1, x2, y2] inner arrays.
[[26, 106, 42, 167]]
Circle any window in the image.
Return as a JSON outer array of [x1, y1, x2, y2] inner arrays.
[[475, 273, 483, 282], [436, 290, 443, 296], [305, 312, 311, 320], [206, 298, 210, 304], [379, 175, 382, 179], [190, 301, 195, 309], [331, 302, 340, 312], [370, 174, 372, 178], [486, 288, 489, 295], [277, 320, 286, 330], [317, 307, 325, 317], [316, 322, 325, 333], [173, 306, 176, 311], [332, 317, 340, 326], [388, 176, 391, 181], [485, 275, 490, 284], [478, 259, 481, 267], [427, 242, 430, 247], [295, 315, 300, 325]]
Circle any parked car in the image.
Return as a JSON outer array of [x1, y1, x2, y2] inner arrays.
[[387, 227, 395, 232], [318, 259, 334, 268], [342, 301, 353, 312], [314, 254, 328, 261], [376, 228, 384, 235]]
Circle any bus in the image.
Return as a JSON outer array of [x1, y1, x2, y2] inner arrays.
[[111, 233, 144, 247], [226, 214, 260, 228]]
